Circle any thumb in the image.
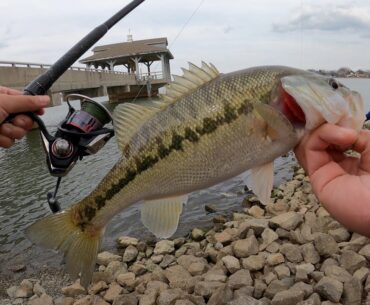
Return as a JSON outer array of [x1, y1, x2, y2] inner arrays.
[[0, 94, 50, 122]]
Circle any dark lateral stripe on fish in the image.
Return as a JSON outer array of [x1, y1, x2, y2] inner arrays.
[[80, 96, 255, 223]]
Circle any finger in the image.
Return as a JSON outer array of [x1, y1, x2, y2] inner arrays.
[[12, 114, 34, 130], [0, 123, 27, 140], [0, 86, 22, 95], [0, 134, 15, 148], [0, 94, 50, 122]]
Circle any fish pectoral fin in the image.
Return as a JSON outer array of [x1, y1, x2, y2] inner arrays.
[[254, 103, 296, 141], [141, 195, 188, 238], [244, 162, 274, 205]]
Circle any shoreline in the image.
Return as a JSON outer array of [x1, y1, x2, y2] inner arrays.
[[2, 162, 370, 305]]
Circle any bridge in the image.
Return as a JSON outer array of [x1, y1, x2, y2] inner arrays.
[[0, 37, 173, 106], [0, 61, 167, 106]]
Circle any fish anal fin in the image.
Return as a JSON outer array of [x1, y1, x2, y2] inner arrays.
[[26, 210, 104, 288], [243, 162, 274, 205], [141, 195, 188, 238]]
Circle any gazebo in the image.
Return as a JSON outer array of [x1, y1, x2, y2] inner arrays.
[[80, 36, 174, 82]]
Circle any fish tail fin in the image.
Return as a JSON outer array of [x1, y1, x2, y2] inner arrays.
[[26, 210, 103, 288]]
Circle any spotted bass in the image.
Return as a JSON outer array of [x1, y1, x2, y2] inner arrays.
[[27, 63, 364, 287]]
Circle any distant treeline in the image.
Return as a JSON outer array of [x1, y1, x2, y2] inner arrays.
[[309, 67, 370, 78]]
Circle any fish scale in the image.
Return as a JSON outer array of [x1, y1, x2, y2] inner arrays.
[[26, 63, 364, 287]]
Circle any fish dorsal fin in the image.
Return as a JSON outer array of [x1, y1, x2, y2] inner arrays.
[[159, 61, 220, 105], [141, 195, 188, 238], [113, 102, 161, 153], [243, 162, 274, 205]]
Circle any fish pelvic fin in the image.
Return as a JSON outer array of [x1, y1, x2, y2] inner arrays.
[[25, 210, 103, 288]]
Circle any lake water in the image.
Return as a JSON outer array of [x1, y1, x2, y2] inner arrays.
[[0, 78, 369, 275]]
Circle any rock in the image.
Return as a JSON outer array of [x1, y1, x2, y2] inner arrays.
[[160, 254, 176, 269], [164, 265, 194, 292], [93, 271, 114, 284], [191, 228, 205, 241], [359, 244, 370, 260], [233, 286, 254, 298], [328, 228, 350, 243], [290, 282, 314, 298], [204, 266, 227, 283], [340, 250, 367, 274], [221, 255, 241, 273], [280, 243, 303, 263], [14, 279, 33, 298], [214, 231, 233, 244], [264, 280, 290, 299], [174, 301, 195, 305], [227, 295, 263, 305], [154, 240, 175, 255], [314, 276, 343, 303], [8, 264, 26, 273], [247, 206, 265, 218], [237, 219, 269, 237], [151, 255, 164, 264], [194, 281, 224, 298], [300, 243, 320, 264], [324, 265, 352, 283], [353, 267, 369, 283], [253, 279, 267, 299], [123, 245, 139, 262], [274, 264, 290, 279], [138, 290, 157, 305], [33, 282, 46, 296], [343, 277, 362, 305], [112, 293, 138, 305], [74, 295, 94, 305], [62, 281, 86, 297], [28, 293, 54, 305], [314, 233, 339, 256], [271, 289, 304, 305], [97, 251, 122, 266], [270, 212, 303, 230], [233, 212, 248, 221], [6, 285, 17, 299], [129, 262, 147, 276], [117, 236, 139, 248], [146, 281, 169, 293], [207, 284, 233, 305], [103, 282, 123, 302], [233, 235, 259, 258], [259, 228, 279, 250], [88, 281, 108, 295], [241, 253, 265, 271], [117, 272, 136, 289], [228, 269, 253, 289], [188, 262, 207, 276], [54, 296, 75, 305], [266, 253, 285, 266]]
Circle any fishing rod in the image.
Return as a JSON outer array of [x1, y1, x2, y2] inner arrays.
[[3, 0, 145, 213]]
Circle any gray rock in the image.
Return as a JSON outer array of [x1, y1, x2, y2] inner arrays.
[[343, 277, 362, 305], [160, 254, 176, 268], [247, 206, 265, 218], [73, 296, 94, 305], [116, 272, 136, 289], [264, 280, 290, 299], [154, 240, 175, 255], [207, 284, 233, 305], [314, 233, 339, 256], [340, 250, 367, 274], [194, 281, 224, 298], [165, 265, 194, 292], [117, 236, 139, 248], [174, 300, 195, 305], [227, 295, 263, 305], [146, 280, 169, 293], [33, 282, 46, 297], [260, 228, 279, 250], [14, 279, 33, 298], [324, 265, 352, 283], [157, 288, 185, 305], [221, 255, 241, 273], [270, 212, 303, 230], [290, 282, 314, 298], [314, 276, 343, 303], [123, 245, 139, 262], [353, 267, 369, 284], [359, 244, 370, 260], [228, 269, 253, 289], [271, 289, 304, 305], [28, 294, 54, 305], [265, 241, 280, 253], [188, 262, 207, 276], [6, 286, 17, 299], [266, 253, 285, 266], [241, 253, 265, 271], [129, 263, 147, 276], [274, 264, 290, 279], [233, 286, 254, 298], [203, 266, 227, 283], [103, 282, 123, 302], [62, 281, 86, 297], [138, 290, 157, 305], [97, 251, 122, 266], [233, 235, 259, 258], [112, 293, 138, 305], [300, 243, 320, 264], [214, 231, 233, 244], [295, 263, 314, 282], [253, 279, 267, 299], [54, 296, 75, 305], [88, 281, 108, 295], [191, 228, 205, 241], [328, 227, 350, 242], [280, 243, 303, 263], [236, 219, 269, 237]]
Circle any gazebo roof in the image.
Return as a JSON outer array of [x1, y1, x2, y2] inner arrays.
[[80, 37, 174, 65]]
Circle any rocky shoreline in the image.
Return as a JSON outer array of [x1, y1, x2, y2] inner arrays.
[[2, 164, 370, 305]]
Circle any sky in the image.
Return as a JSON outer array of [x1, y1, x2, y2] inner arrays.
[[1, 0, 370, 75]]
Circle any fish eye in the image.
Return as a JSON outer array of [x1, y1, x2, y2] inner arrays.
[[329, 79, 339, 90]]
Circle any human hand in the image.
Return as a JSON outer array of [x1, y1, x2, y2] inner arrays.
[[294, 123, 370, 237], [0, 86, 50, 148]]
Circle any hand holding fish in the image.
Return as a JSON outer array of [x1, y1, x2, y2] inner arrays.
[[0, 86, 50, 148], [294, 123, 370, 237]]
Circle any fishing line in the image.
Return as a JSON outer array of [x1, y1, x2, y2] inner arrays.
[[130, 0, 206, 102]]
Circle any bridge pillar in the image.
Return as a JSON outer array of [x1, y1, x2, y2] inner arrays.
[[97, 85, 108, 97], [48, 91, 62, 106]]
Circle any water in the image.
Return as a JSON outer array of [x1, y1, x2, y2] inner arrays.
[[0, 78, 369, 275]]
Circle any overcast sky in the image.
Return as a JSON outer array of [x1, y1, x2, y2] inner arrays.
[[1, 0, 370, 75]]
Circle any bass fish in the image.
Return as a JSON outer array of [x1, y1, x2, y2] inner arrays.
[[27, 63, 364, 287]]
